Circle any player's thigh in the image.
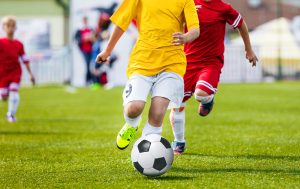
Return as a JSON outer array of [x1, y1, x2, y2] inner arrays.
[[8, 70, 21, 92], [152, 72, 184, 109], [0, 75, 9, 97], [123, 74, 153, 107], [196, 65, 221, 95], [183, 69, 200, 102]]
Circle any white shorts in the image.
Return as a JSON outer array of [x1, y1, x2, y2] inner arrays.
[[123, 72, 184, 109]]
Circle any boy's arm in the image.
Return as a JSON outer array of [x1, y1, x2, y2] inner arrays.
[[25, 64, 35, 85], [96, 26, 124, 64], [172, 28, 200, 46], [96, 0, 138, 64], [173, 0, 200, 46], [20, 43, 35, 85], [237, 21, 258, 67]]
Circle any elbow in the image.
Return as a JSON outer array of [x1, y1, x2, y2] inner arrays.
[[195, 29, 200, 38]]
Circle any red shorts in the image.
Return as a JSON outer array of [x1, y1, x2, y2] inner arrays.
[[183, 62, 223, 102], [0, 69, 21, 96]]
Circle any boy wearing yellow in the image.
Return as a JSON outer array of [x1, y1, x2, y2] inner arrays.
[[97, 0, 200, 149]]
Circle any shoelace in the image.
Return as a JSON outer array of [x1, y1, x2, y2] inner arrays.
[[121, 127, 136, 140]]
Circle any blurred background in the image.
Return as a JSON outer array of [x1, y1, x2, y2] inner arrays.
[[0, 0, 299, 87]]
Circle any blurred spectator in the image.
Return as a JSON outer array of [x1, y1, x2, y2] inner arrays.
[[75, 16, 94, 85], [89, 6, 119, 90], [91, 29, 118, 90]]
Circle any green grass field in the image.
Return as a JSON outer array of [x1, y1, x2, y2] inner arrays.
[[0, 82, 300, 188]]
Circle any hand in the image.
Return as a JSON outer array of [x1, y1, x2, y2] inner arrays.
[[246, 49, 258, 67], [96, 50, 110, 64], [30, 74, 36, 86], [172, 32, 187, 46]]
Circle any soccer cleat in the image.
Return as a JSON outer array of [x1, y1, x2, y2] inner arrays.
[[172, 141, 186, 155], [6, 113, 16, 123], [116, 123, 139, 150], [90, 83, 101, 91], [199, 98, 214, 117]]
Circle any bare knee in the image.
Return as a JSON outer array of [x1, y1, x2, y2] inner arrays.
[[194, 89, 214, 104], [125, 101, 145, 118], [195, 89, 209, 97], [1, 94, 8, 101]]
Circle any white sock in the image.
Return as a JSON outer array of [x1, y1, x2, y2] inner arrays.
[[195, 94, 214, 104], [124, 114, 142, 128], [142, 122, 162, 136], [170, 108, 185, 142], [8, 91, 20, 116]]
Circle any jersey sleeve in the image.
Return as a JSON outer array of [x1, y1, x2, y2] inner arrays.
[[184, 0, 200, 31], [19, 42, 30, 65], [110, 0, 139, 31], [225, 4, 243, 29]]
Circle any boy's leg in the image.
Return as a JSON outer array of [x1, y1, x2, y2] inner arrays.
[[143, 72, 184, 136], [169, 68, 198, 154], [170, 105, 186, 142], [195, 88, 215, 116], [84, 52, 93, 85], [170, 105, 187, 155], [195, 65, 221, 116], [0, 88, 9, 101], [117, 75, 152, 150], [142, 97, 169, 136], [0, 76, 9, 101], [7, 82, 20, 122]]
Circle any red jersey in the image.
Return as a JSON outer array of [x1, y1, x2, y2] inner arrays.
[[0, 38, 29, 73], [184, 0, 243, 64], [78, 28, 93, 53]]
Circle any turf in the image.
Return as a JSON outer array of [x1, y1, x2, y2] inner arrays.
[[0, 82, 300, 188]]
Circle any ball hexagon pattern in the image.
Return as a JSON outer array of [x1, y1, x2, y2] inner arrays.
[[131, 134, 174, 176], [137, 140, 151, 153]]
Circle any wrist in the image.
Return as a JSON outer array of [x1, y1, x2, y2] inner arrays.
[[245, 47, 253, 52], [183, 33, 189, 44], [103, 48, 111, 56]]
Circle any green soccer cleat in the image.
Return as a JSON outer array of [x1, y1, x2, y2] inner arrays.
[[116, 123, 139, 150]]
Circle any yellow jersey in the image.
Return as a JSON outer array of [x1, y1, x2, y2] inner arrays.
[[110, 0, 199, 78]]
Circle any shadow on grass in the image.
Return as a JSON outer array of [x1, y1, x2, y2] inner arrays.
[[19, 118, 86, 123], [185, 153, 300, 161], [0, 131, 73, 135], [146, 175, 194, 180], [172, 166, 300, 175]]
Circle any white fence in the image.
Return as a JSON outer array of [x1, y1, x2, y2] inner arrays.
[[21, 47, 71, 85], [221, 45, 263, 83], [21, 45, 300, 86]]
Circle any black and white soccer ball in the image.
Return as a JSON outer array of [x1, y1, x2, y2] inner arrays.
[[131, 134, 174, 176]]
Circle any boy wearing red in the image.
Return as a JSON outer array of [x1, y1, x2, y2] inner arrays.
[[0, 16, 35, 123], [170, 0, 258, 154], [75, 16, 94, 85]]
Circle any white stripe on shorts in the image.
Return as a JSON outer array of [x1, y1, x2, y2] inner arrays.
[[196, 80, 217, 93], [0, 88, 9, 95], [9, 83, 20, 91]]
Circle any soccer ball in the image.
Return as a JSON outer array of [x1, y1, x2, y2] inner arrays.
[[131, 134, 174, 176]]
